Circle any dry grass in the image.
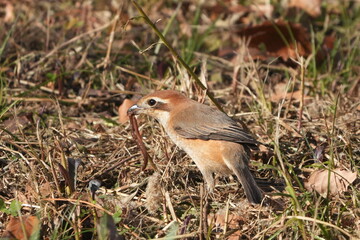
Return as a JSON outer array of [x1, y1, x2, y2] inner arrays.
[[0, 0, 359, 239]]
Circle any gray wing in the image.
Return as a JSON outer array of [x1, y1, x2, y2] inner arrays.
[[172, 102, 259, 149]]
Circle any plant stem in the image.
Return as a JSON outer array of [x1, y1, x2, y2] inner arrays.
[[131, 0, 224, 112]]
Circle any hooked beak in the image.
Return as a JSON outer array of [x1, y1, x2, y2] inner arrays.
[[127, 104, 141, 116]]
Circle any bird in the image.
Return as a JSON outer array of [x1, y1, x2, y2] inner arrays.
[[127, 90, 263, 204]]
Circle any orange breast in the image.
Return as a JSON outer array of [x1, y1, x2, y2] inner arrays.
[[163, 122, 241, 175], [176, 138, 234, 174]]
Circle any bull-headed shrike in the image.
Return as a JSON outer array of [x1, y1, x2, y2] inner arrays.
[[128, 90, 263, 204]]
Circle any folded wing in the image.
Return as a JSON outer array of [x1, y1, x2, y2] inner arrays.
[[172, 102, 259, 149]]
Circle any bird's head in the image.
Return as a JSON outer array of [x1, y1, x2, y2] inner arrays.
[[127, 90, 188, 123]]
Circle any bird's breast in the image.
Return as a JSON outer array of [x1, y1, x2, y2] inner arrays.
[[164, 126, 233, 174]]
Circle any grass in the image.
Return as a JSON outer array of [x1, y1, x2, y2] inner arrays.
[[0, 0, 359, 239]]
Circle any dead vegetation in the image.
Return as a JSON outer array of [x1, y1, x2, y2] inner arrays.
[[0, 0, 359, 239]]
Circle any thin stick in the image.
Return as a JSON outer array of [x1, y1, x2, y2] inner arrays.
[[223, 197, 230, 236], [298, 57, 305, 130], [114, 65, 162, 84], [254, 215, 356, 239], [164, 191, 178, 222], [149, 232, 197, 240], [131, 0, 224, 112], [32, 16, 117, 68], [96, 3, 123, 68], [199, 186, 204, 240], [42, 198, 113, 215]]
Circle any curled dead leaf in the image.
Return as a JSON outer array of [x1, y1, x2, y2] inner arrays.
[[1, 1, 15, 23], [3, 215, 40, 240], [270, 82, 312, 102], [305, 168, 357, 198], [208, 208, 245, 240], [237, 20, 312, 61], [118, 99, 136, 124], [287, 0, 322, 17], [3, 113, 34, 133]]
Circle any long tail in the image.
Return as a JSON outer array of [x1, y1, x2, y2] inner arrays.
[[237, 167, 263, 204]]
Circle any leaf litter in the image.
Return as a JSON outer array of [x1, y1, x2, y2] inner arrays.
[[0, 0, 359, 239], [305, 168, 357, 198]]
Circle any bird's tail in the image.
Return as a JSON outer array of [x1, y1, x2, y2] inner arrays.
[[237, 167, 263, 204]]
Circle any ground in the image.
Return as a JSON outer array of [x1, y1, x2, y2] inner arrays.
[[0, 0, 359, 239]]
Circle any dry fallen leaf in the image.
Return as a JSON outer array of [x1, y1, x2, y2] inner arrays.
[[118, 99, 136, 124], [205, 1, 273, 22], [305, 168, 357, 198], [237, 20, 312, 61], [0, 1, 15, 23], [249, 3, 274, 19], [208, 208, 246, 240], [288, 0, 322, 17], [3, 113, 34, 133], [270, 82, 312, 102], [3, 215, 40, 240]]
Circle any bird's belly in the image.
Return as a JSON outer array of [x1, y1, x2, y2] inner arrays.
[[166, 130, 232, 174]]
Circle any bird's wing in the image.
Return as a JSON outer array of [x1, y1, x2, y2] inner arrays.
[[172, 103, 259, 148]]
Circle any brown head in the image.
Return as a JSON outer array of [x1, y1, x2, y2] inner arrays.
[[127, 90, 189, 122]]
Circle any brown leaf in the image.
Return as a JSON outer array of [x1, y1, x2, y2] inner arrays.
[[1, 1, 15, 23], [249, 4, 274, 18], [237, 20, 312, 61], [118, 99, 136, 124], [208, 208, 246, 239], [288, 0, 322, 17], [305, 168, 357, 198], [270, 82, 312, 102], [3, 113, 33, 133], [316, 34, 336, 64], [39, 181, 52, 198], [3, 216, 40, 240], [205, 2, 273, 21]]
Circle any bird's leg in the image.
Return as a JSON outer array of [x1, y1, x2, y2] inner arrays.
[[198, 169, 215, 192], [199, 183, 209, 239]]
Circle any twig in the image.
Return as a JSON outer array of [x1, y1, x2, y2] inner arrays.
[[102, 154, 140, 175], [48, 153, 62, 195], [42, 197, 113, 216], [114, 65, 162, 84], [254, 215, 356, 239], [43, 198, 142, 239], [298, 57, 305, 130], [131, 0, 224, 112], [164, 191, 178, 222], [149, 232, 197, 240], [179, 215, 194, 235], [31, 16, 118, 68], [19, 79, 60, 95], [199, 186, 204, 240], [96, 3, 123, 69], [3, 202, 41, 209], [223, 198, 230, 237]]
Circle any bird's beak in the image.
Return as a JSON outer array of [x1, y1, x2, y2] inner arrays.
[[127, 104, 141, 116]]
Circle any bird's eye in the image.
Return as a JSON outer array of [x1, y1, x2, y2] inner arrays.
[[147, 99, 157, 106]]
